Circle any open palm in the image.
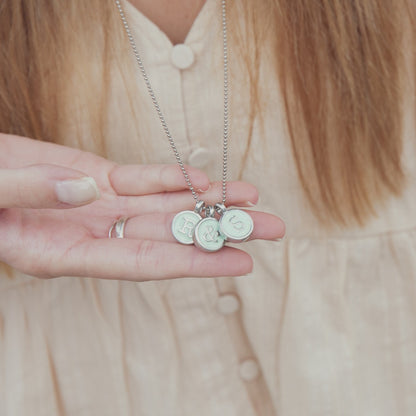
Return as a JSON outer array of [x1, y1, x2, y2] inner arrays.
[[0, 134, 285, 281]]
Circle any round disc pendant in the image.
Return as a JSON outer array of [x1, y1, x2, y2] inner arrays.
[[172, 210, 202, 245], [193, 217, 225, 252], [219, 209, 254, 243]]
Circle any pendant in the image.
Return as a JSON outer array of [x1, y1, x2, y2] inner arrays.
[[193, 217, 225, 252], [172, 210, 202, 245], [172, 203, 253, 251], [219, 209, 254, 243]]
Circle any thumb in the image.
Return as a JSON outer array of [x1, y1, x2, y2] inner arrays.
[[0, 164, 100, 209]]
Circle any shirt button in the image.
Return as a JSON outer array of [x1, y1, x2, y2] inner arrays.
[[171, 44, 195, 69], [187, 147, 212, 168], [239, 359, 260, 382], [217, 294, 240, 315]]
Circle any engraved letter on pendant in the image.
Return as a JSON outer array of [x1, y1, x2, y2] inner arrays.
[[193, 217, 225, 252], [179, 216, 197, 238], [172, 210, 202, 245], [228, 214, 244, 231], [219, 209, 254, 243], [203, 225, 219, 243]]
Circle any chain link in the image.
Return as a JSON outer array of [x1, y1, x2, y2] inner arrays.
[[114, 0, 229, 205]]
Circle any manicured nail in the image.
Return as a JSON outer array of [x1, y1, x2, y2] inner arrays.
[[55, 177, 100, 205], [242, 201, 256, 207]]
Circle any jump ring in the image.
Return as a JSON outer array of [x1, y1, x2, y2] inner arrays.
[[214, 203, 227, 215], [194, 200, 205, 214], [205, 205, 215, 218], [108, 217, 129, 238]]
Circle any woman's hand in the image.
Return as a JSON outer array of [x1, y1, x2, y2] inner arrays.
[[0, 133, 285, 281]]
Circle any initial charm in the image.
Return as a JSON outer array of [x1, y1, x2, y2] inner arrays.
[[193, 217, 225, 252], [219, 209, 254, 243], [172, 205, 254, 251], [172, 211, 202, 245]]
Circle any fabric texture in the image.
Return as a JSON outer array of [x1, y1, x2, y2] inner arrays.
[[1, 1, 416, 415]]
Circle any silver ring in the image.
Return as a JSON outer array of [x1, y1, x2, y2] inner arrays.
[[108, 217, 129, 238]]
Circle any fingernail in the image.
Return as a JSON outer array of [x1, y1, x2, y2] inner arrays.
[[242, 201, 256, 207], [55, 177, 100, 205], [197, 184, 211, 193]]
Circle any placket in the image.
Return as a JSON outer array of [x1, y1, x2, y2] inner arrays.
[[179, 8, 278, 412], [125, 1, 278, 414], [124, 1, 190, 164]]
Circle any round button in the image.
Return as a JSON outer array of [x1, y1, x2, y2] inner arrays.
[[217, 294, 240, 315], [239, 359, 260, 382], [187, 147, 212, 168], [171, 44, 195, 69]]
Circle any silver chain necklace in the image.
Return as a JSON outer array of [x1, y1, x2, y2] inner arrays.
[[114, 0, 253, 252]]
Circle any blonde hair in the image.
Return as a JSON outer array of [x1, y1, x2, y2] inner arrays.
[[0, 0, 414, 229]]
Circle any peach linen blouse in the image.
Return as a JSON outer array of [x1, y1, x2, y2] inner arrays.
[[1, 1, 416, 415]]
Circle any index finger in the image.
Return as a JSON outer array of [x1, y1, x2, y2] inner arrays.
[[109, 164, 210, 195]]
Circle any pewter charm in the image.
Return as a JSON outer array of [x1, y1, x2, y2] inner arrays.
[[219, 209, 254, 243], [193, 217, 225, 252], [172, 211, 202, 245]]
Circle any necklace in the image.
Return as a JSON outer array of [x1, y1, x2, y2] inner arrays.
[[114, 0, 253, 252]]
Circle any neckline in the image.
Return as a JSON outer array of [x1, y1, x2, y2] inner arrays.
[[125, 0, 215, 48]]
